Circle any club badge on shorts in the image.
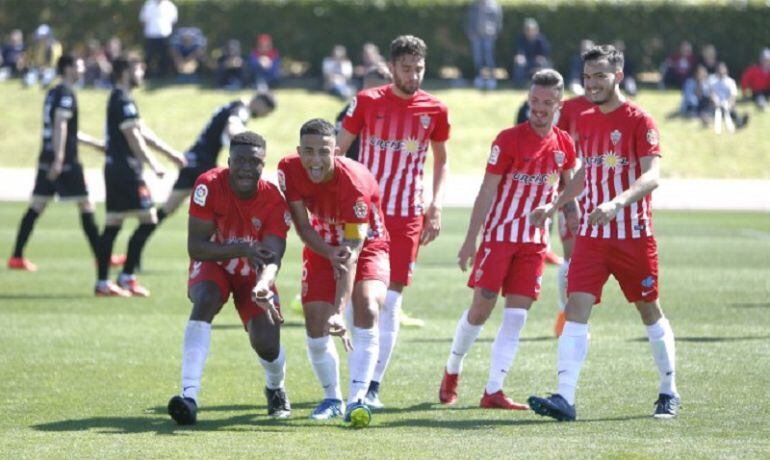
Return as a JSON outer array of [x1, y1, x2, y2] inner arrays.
[[610, 129, 622, 145], [354, 200, 368, 219], [193, 184, 208, 206]]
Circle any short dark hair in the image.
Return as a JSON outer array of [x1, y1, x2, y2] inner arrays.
[[531, 69, 564, 94], [582, 44, 624, 70], [390, 35, 427, 62], [300, 118, 335, 137], [111, 55, 140, 83], [56, 54, 75, 76], [230, 131, 266, 150], [254, 92, 276, 110]]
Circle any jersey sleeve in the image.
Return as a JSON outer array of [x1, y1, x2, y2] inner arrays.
[[429, 104, 451, 142], [231, 104, 250, 125], [635, 114, 661, 158], [339, 175, 372, 226], [561, 133, 578, 170], [485, 131, 514, 175], [55, 88, 75, 118], [262, 189, 291, 239], [188, 174, 216, 221], [117, 95, 140, 129], [341, 93, 365, 135], [276, 158, 301, 202]]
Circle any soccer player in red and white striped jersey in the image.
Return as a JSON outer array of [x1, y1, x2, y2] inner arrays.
[[528, 45, 681, 421], [338, 35, 450, 408], [438, 70, 578, 410]]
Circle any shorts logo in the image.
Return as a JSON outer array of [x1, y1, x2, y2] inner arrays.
[[276, 169, 286, 193], [475, 269, 483, 282], [193, 184, 208, 206], [646, 129, 659, 146], [488, 145, 501, 165], [346, 97, 357, 117], [419, 114, 431, 129], [610, 129, 622, 145], [641, 275, 656, 288], [252, 217, 262, 231], [535, 275, 543, 292], [554, 150, 565, 167], [284, 211, 292, 227], [190, 261, 202, 279], [354, 200, 368, 219]]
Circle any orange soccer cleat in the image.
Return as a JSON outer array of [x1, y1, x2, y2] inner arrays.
[[554, 311, 567, 337], [118, 277, 151, 297], [95, 281, 131, 297], [439, 368, 459, 405], [8, 257, 38, 272], [480, 390, 529, 410]]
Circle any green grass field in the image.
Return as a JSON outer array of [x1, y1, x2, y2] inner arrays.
[[1, 203, 769, 458], [1, 82, 769, 178]]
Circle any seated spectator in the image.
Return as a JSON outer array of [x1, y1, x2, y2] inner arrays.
[[1, 29, 26, 79], [709, 62, 749, 133], [679, 65, 713, 125], [215, 39, 246, 90], [698, 43, 718, 75], [104, 36, 122, 64], [83, 39, 112, 88], [248, 34, 281, 90], [322, 45, 355, 100], [567, 39, 594, 95], [25, 24, 62, 87], [662, 40, 696, 89], [354, 42, 385, 79], [511, 17, 551, 87], [170, 27, 206, 83], [740, 48, 770, 110], [614, 40, 637, 96]]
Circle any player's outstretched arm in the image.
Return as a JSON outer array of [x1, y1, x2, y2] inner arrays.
[[252, 234, 286, 325], [421, 140, 449, 246], [336, 127, 357, 157], [77, 131, 106, 152], [187, 215, 255, 261], [122, 122, 167, 178], [458, 172, 502, 271], [139, 122, 186, 168]]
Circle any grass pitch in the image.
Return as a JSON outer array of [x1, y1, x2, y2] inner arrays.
[[1, 204, 769, 459]]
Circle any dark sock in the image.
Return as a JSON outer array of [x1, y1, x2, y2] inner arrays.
[[157, 208, 168, 223], [80, 212, 101, 258], [123, 223, 157, 275], [97, 225, 121, 281], [12, 208, 40, 258]]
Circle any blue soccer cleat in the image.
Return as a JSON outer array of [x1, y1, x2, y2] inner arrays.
[[344, 400, 372, 428], [653, 393, 681, 419], [528, 393, 576, 422], [309, 398, 343, 421]]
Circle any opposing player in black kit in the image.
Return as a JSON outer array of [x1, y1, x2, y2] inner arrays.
[[8, 54, 108, 272], [95, 56, 186, 297]]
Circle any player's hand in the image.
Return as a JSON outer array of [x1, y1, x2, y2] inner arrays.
[[170, 151, 187, 168], [420, 204, 442, 246], [252, 280, 284, 326], [47, 162, 63, 181], [247, 244, 274, 271], [528, 203, 554, 228], [588, 201, 622, 226], [153, 165, 167, 179], [327, 313, 353, 352], [329, 246, 352, 279], [457, 238, 477, 272]]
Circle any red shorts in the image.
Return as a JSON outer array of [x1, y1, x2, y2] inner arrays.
[[301, 241, 390, 304], [557, 210, 575, 241], [567, 235, 659, 304], [384, 214, 423, 286], [188, 260, 279, 328], [467, 241, 547, 299]]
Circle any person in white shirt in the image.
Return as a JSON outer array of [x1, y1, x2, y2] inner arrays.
[[322, 45, 354, 100], [139, 0, 177, 78], [708, 62, 749, 132]]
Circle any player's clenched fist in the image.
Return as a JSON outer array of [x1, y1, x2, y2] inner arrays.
[[588, 201, 621, 226], [252, 280, 284, 325], [528, 203, 555, 228]]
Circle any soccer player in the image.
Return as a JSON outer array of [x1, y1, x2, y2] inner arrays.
[[167, 131, 291, 425], [278, 118, 389, 427], [438, 70, 577, 409], [527, 45, 681, 421], [8, 54, 109, 272], [337, 35, 450, 408], [95, 55, 186, 297]]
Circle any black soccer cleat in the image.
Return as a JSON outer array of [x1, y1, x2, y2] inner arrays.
[[653, 393, 681, 419], [364, 380, 384, 410], [168, 395, 197, 425], [265, 387, 291, 418], [528, 393, 576, 422]]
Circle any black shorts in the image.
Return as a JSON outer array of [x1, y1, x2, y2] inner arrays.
[[32, 163, 89, 199], [105, 172, 153, 213], [173, 164, 214, 190]]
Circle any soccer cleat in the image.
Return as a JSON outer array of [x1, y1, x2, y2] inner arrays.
[[480, 390, 530, 410], [8, 257, 37, 272], [265, 387, 291, 418], [110, 253, 127, 267], [309, 398, 343, 421], [168, 395, 198, 425], [364, 381, 384, 410], [544, 251, 564, 265], [344, 400, 372, 428], [554, 311, 567, 337], [117, 277, 151, 297], [94, 281, 131, 297], [653, 393, 681, 419], [528, 393, 576, 421], [400, 310, 425, 328], [439, 368, 459, 405]]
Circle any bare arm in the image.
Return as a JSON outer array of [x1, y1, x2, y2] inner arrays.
[[420, 140, 449, 246], [336, 127, 357, 157], [187, 215, 254, 261], [47, 110, 69, 181], [221, 116, 247, 147], [588, 155, 660, 226], [287, 200, 336, 260], [122, 122, 166, 177], [457, 172, 502, 271], [139, 121, 186, 167], [251, 233, 287, 325], [529, 162, 585, 228], [77, 131, 105, 152]]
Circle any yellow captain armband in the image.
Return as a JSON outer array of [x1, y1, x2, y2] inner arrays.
[[343, 222, 368, 241]]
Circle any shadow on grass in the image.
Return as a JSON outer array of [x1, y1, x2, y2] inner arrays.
[[407, 336, 552, 344], [629, 335, 770, 343]]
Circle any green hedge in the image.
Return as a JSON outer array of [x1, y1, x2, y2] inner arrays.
[[2, 0, 769, 79]]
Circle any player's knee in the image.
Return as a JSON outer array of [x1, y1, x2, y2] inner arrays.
[[30, 198, 49, 213], [77, 199, 94, 213], [635, 300, 663, 325], [189, 288, 223, 322], [254, 344, 280, 362]]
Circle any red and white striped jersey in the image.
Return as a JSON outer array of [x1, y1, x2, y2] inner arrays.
[[341, 84, 450, 218], [483, 122, 577, 244], [556, 95, 594, 142], [575, 101, 661, 239]]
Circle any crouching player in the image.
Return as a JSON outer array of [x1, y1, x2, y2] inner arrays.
[[168, 131, 291, 425], [439, 70, 577, 409], [278, 119, 389, 427]]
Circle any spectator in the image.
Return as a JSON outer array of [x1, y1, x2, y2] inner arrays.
[[25, 24, 62, 87], [248, 34, 281, 90], [740, 48, 770, 110], [678, 65, 713, 125], [662, 40, 696, 89], [567, 39, 594, 95], [512, 17, 551, 88], [322, 45, 355, 100], [139, 0, 178, 78], [354, 42, 385, 79], [104, 36, 122, 65], [1, 29, 26, 79], [698, 44, 719, 75], [216, 39, 246, 90], [170, 27, 206, 84], [709, 62, 749, 133], [83, 39, 112, 87], [614, 39, 637, 96], [466, 0, 503, 90]]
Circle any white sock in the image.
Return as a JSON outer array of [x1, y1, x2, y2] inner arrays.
[[181, 320, 212, 403], [485, 308, 528, 394], [344, 299, 354, 332], [347, 326, 379, 405], [372, 290, 402, 383], [446, 310, 484, 375], [259, 345, 286, 390], [306, 335, 342, 400], [646, 317, 678, 396], [557, 260, 569, 312], [557, 321, 589, 405]]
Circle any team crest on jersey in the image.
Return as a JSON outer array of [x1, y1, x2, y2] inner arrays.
[[610, 129, 622, 145], [419, 114, 431, 129], [276, 170, 286, 192], [554, 150, 565, 166], [646, 129, 659, 146], [346, 97, 357, 117], [284, 211, 292, 227], [252, 217, 262, 231], [193, 184, 208, 206], [354, 200, 368, 219], [488, 145, 501, 165]]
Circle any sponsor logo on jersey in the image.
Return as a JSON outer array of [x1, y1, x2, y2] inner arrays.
[[610, 129, 622, 145], [251, 217, 262, 231], [367, 136, 427, 155], [419, 114, 431, 129], [488, 145, 501, 165], [646, 129, 659, 146], [554, 150, 565, 166], [546, 171, 561, 187], [510, 171, 556, 185], [276, 170, 286, 192], [354, 200, 368, 219], [193, 184, 208, 206]]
